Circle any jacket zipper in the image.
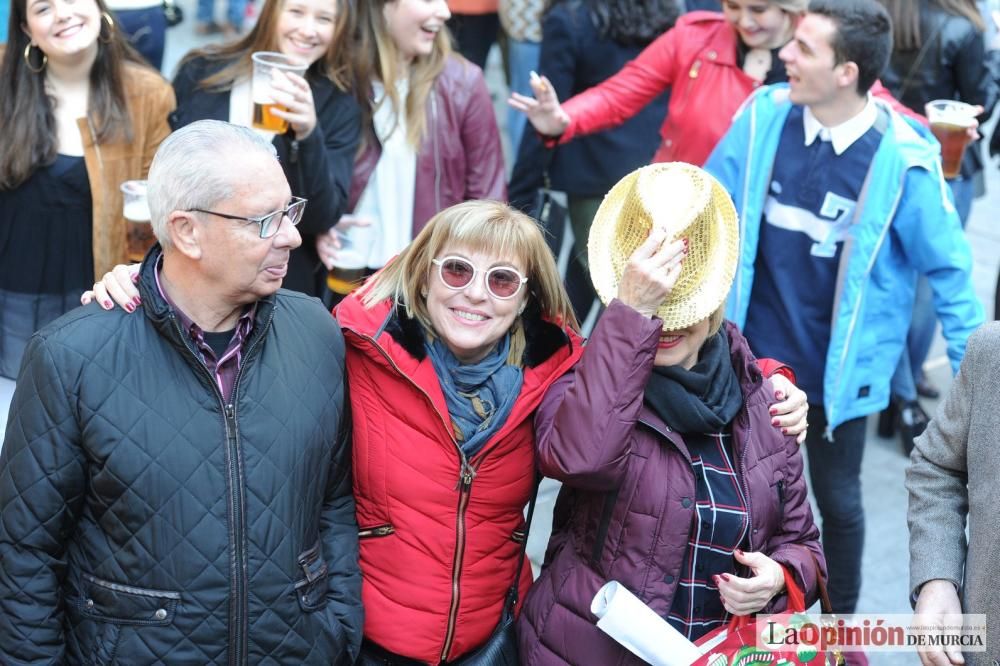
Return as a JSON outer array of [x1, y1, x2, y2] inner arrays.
[[169, 306, 274, 666], [825, 174, 903, 437], [735, 100, 757, 318], [737, 380, 765, 553], [346, 328, 512, 661], [441, 469, 473, 662], [357, 524, 395, 538], [222, 403, 247, 666]]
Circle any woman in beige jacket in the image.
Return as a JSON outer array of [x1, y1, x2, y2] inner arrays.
[[0, 0, 174, 378]]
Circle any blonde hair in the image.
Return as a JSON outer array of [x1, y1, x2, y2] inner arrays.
[[356, 0, 452, 148], [362, 200, 580, 365]]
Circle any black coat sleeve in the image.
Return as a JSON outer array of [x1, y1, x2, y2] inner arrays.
[[284, 82, 362, 237], [0, 336, 87, 664], [318, 357, 363, 664]]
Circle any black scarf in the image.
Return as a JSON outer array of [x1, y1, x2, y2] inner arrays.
[[643, 330, 744, 434]]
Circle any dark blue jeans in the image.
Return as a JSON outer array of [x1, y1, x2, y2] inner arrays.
[[803, 405, 867, 614]]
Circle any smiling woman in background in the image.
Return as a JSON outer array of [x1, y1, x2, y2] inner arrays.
[[0, 0, 173, 378], [314, 0, 506, 294], [169, 0, 361, 296]]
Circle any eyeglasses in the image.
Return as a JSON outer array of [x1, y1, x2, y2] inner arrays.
[[431, 256, 528, 300], [189, 196, 308, 239]]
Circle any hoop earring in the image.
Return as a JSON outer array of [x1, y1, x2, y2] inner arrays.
[[23, 43, 47, 74], [100, 12, 115, 43]]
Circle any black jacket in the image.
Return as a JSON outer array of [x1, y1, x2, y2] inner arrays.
[[880, 1, 998, 180], [171, 55, 362, 296], [508, 0, 669, 209], [0, 248, 362, 664]]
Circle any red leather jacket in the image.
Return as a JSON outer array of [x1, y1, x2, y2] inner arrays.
[[348, 56, 507, 240], [559, 11, 918, 166], [335, 291, 582, 664]]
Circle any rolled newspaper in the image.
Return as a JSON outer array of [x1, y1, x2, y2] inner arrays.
[[591, 581, 702, 666]]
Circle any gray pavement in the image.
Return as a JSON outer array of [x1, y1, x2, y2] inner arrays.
[[1, 12, 999, 663]]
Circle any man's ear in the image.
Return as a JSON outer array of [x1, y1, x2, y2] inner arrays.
[[836, 61, 860, 92], [165, 211, 203, 260]]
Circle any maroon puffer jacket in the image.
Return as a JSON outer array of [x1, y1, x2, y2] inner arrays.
[[348, 55, 507, 239], [518, 300, 825, 665]]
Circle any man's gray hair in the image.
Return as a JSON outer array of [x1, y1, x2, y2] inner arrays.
[[147, 120, 279, 246]]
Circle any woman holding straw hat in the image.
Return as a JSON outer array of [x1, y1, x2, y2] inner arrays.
[[517, 162, 825, 665]]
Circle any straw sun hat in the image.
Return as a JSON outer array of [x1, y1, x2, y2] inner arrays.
[[588, 162, 740, 331]]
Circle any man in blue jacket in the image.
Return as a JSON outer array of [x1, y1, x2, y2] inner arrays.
[[705, 0, 983, 617]]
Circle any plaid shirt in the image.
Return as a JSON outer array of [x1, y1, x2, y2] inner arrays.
[[155, 263, 256, 404], [667, 430, 749, 640]]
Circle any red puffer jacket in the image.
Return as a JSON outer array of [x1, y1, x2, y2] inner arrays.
[[558, 11, 919, 166], [335, 292, 582, 664], [348, 55, 507, 241]]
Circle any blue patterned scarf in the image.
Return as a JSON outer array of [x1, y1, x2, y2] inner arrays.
[[425, 335, 525, 459]]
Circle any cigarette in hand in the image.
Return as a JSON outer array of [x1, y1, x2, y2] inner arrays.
[[530, 70, 543, 90]]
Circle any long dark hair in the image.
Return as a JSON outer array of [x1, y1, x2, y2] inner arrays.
[[0, 0, 140, 189], [881, 0, 984, 51], [547, 0, 680, 47], [180, 0, 354, 93]]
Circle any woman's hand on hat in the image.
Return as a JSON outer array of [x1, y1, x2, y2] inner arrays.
[[80, 263, 141, 312], [507, 73, 571, 137], [714, 550, 786, 616], [769, 374, 809, 444], [616, 228, 687, 318]]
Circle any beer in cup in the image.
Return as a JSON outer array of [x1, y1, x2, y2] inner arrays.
[[251, 52, 308, 133], [327, 223, 374, 296], [925, 99, 978, 179], [121, 180, 155, 263]]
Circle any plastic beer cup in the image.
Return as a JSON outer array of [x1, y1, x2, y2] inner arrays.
[[251, 52, 308, 133], [326, 224, 374, 296], [121, 180, 155, 262], [925, 99, 978, 179]]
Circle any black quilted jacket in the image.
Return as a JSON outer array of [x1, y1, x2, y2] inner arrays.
[[0, 250, 362, 664]]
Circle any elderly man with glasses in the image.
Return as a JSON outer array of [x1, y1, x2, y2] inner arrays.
[[0, 120, 362, 664]]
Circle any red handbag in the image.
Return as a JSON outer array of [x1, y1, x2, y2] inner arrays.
[[690, 566, 844, 666]]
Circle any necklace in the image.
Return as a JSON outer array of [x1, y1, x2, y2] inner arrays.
[[743, 48, 772, 81]]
